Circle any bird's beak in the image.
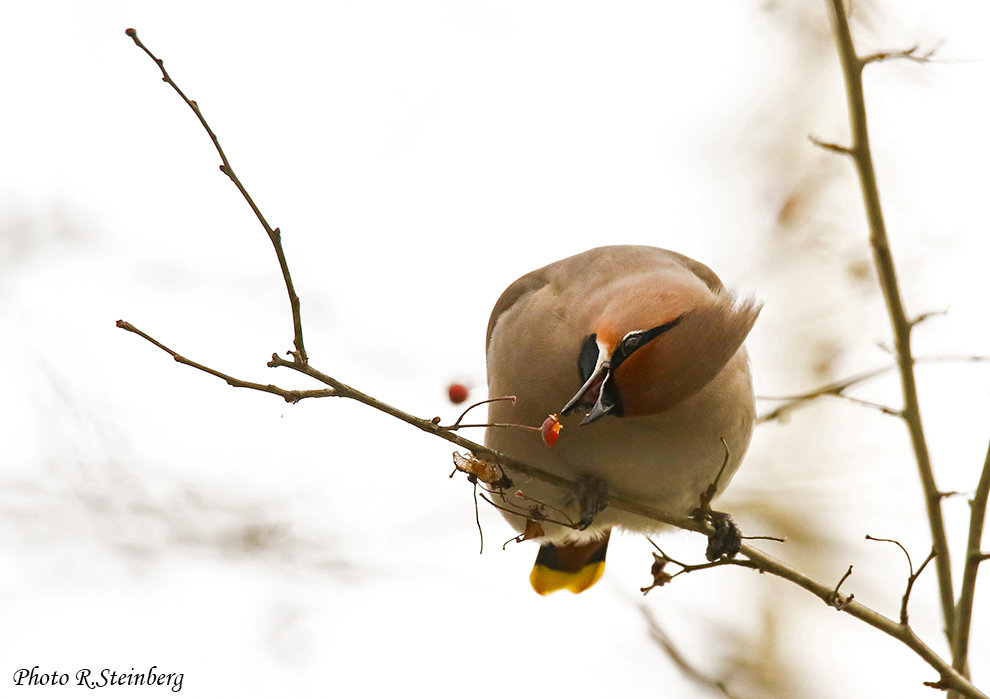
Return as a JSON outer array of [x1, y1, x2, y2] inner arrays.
[[561, 360, 616, 425]]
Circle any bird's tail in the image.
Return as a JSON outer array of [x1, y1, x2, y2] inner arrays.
[[529, 531, 611, 595]]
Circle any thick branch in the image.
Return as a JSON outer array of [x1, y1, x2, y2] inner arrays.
[[824, 0, 955, 639]]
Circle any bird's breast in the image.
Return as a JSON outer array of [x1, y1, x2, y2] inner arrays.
[[485, 349, 754, 523]]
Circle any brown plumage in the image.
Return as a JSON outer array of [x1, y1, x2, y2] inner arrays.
[[484, 245, 760, 594]]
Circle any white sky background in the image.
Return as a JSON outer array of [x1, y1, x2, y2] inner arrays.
[[1, 1, 989, 697]]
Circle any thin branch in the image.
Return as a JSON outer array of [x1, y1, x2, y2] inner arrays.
[[951, 435, 990, 677], [910, 309, 948, 327], [824, 0, 955, 637], [828, 565, 855, 611], [477, 491, 577, 531], [865, 534, 916, 574], [444, 422, 536, 431], [840, 395, 902, 417], [447, 396, 516, 429], [866, 535, 937, 625], [640, 541, 762, 593], [124, 28, 307, 363], [440, 396, 548, 434], [115, 321, 333, 403], [902, 549, 938, 627]]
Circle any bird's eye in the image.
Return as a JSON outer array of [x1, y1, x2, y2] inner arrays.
[[620, 331, 643, 357], [616, 317, 684, 363], [577, 334, 598, 382]]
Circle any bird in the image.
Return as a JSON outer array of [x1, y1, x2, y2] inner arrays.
[[483, 245, 760, 595]]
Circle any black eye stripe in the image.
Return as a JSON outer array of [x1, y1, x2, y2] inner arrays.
[[575, 316, 684, 389], [616, 315, 684, 363], [577, 334, 599, 383]]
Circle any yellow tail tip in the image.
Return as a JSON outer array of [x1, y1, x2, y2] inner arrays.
[[530, 561, 606, 595], [529, 534, 611, 595]]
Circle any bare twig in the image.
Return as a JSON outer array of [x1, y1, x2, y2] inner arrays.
[[862, 41, 943, 65], [827, 565, 855, 611], [823, 0, 955, 637], [910, 309, 948, 327], [477, 491, 576, 531], [447, 396, 516, 429], [125, 28, 307, 363], [640, 540, 763, 594], [866, 535, 937, 625], [471, 480, 483, 555], [115, 320, 333, 403], [808, 134, 853, 155], [444, 422, 539, 431], [903, 549, 938, 626], [840, 396, 901, 417]]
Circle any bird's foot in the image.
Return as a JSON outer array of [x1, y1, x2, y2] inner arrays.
[[575, 475, 608, 530], [704, 511, 742, 561]]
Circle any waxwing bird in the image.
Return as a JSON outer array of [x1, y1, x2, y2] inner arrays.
[[484, 245, 760, 595]]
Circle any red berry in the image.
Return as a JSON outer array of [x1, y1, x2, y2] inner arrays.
[[540, 414, 562, 447], [448, 383, 469, 404]]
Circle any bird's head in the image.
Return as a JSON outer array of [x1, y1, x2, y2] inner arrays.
[[560, 275, 760, 425]]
